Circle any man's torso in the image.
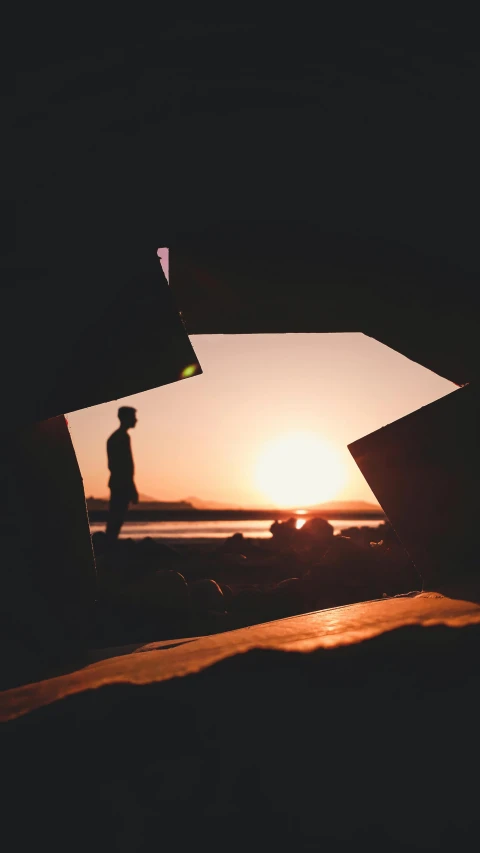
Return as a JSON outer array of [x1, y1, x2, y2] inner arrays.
[[107, 429, 134, 491]]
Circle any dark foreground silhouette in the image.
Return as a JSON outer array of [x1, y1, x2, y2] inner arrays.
[[5, 599, 480, 853], [91, 518, 421, 647], [106, 407, 139, 543]]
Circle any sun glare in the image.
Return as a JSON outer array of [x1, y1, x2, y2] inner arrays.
[[254, 431, 347, 508]]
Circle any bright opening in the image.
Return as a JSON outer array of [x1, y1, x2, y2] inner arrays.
[[255, 431, 348, 509]]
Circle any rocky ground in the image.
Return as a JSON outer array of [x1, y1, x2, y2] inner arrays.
[[92, 518, 422, 647]]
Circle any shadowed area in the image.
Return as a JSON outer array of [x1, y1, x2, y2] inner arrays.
[[3, 13, 480, 851], [3, 612, 480, 851], [3, 590, 480, 723]]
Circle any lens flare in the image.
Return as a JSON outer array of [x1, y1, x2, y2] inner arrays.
[[180, 363, 199, 379]]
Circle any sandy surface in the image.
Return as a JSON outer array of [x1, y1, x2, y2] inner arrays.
[[3, 589, 480, 723]]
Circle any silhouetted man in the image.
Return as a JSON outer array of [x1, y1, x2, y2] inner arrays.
[[106, 407, 139, 542]]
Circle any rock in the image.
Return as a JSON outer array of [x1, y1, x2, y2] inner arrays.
[[271, 517, 297, 533], [222, 553, 248, 566], [219, 584, 234, 606], [134, 537, 182, 572], [231, 587, 265, 614], [274, 577, 302, 596], [273, 577, 304, 612], [101, 569, 192, 644], [269, 518, 299, 549], [188, 579, 225, 613], [214, 553, 250, 585], [319, 536, 387, 600], [218, 532, 247, 554], [122, 570, 190, 616], [299, 517, 334, 549], [340, 526, 380, 546]]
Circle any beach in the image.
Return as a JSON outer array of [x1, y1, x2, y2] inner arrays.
[[90, 516, 422, 649], [89, 516, 386, 543]]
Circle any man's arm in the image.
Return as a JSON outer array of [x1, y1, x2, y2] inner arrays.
[[126, 434, 138, 503], [106, 436, 114, 473]]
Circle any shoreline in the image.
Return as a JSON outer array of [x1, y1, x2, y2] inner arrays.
[[87, 508, 385, 523], [87, 516, 421, 654], [89, 519, 386, 546]]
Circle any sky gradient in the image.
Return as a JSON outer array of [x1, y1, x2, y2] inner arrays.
[[67, 324, 456, 507]]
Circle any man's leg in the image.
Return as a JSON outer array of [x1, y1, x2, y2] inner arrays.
[[106, 491, 130, 543]]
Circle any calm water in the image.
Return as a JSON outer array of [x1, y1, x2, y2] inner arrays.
[[89, 518, 385, 541]]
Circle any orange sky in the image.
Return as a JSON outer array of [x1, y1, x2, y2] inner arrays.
[[67, 253, 456, 507]]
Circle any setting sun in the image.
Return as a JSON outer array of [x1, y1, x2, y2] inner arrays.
[[254, 431, 348, 508]]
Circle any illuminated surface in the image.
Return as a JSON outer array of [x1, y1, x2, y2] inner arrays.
[[2, 591, 480, 723]]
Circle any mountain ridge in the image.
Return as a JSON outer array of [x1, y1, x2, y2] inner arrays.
[[86, 495, 381, 511]]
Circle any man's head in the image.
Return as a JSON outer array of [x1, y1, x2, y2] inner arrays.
[[118, 406, 137, 429]]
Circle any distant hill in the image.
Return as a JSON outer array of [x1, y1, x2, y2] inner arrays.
[[86, 495, 381, 513], [86, 496, 194, 511], [173, 497, 381, 512], [308, 500, 381, 511], [184, 496, 245, 510], [87, 494, 240, 509], [134, 500, 195, 510], [86, 493, 162, 503]]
